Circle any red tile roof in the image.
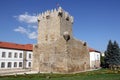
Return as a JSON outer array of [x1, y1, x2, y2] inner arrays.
[[89, 48, 96, 52], [0, 41, 99, 53], [0, 41, 33, 51], [89, 48, 101, 53]]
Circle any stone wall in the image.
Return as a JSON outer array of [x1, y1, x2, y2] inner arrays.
[[32, 36, 90, 73]]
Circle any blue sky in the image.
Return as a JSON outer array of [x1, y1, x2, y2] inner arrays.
[[0, 0, 120, 52]]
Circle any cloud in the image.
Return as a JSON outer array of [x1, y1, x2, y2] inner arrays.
[[14, 12, 38, 40], [28, 32, 37, 39], [14, 26, 28, 34], [28, 25, 37, 29], [14, 26, 37, 39], [15, 12, 37, 24]]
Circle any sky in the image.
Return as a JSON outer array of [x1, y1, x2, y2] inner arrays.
[[0, 0, 120, 52]]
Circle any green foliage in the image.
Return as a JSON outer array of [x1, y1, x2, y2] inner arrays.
[[100, 55, 105, 67], [112, 41, 120, 65], [0, 69, 120, 80], [104, 40, 120, 68]]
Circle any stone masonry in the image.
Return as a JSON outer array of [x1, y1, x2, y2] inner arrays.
[[32, 7, 90, 73]]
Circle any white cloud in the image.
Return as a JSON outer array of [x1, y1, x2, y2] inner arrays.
[[14, 12, 38, 40], [27, 25, 38, 29], [15, 12, 37, 24], [14, 26, 28, 34], [14, 26, 37, 39], [32, 25, 38, 29], [28, 32, 37, 39]]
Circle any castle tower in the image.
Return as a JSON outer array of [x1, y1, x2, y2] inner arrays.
[[33, 7, 90, 73], [37, 7, 73, 43]]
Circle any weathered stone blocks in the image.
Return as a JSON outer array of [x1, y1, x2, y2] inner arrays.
[[32, 7, 90, 73]]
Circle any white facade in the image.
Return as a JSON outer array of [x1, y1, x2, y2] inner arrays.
[[0, 48, 32, 70], [26, 51, 32, 68], [89, 51, 101, 69]]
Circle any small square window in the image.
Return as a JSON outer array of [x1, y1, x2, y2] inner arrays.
[[28, 62, 31, 67], [1, 62, 5, 68], [8, 52, 12, 58], [8, 62, 12, 68], [14, 62, 17, 67], [14, 53, 17, 58], [66, 17, 69, 21], [19, 53, 22, 58], [2, 52, 6, 58], [29, 54, 31, 59], [58, 12, 63, 17], [46, 15, 50, 19], [19, 62, 22, 67]]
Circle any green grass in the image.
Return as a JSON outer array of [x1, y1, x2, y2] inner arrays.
[[0, 69, 120, 80]]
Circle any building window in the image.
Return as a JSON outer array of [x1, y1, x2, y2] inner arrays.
[[14, 53, 17, 58], [2, 52, 6, 58], [29, 54, 31, 59], [97, 55, 99, 60], [58, 12, 63, 17], [1, 62, 5, 68], [19, 62, 22, 67], [14, 62, 17, 67], [8, 62, 12, 68], [28, 62, 31, 67], [19, 53, 22, 58], [8, 52, 12, 58], [46, 15, 50, 19], [66, 17, 69, 21]]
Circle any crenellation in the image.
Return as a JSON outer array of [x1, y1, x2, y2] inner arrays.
[[54, 8, 57, 12], [70, 16, 74, 23], [64, 12, 68, 18], [37, 7, 74, 23], [58, 7, 63, 12], [51, 9, 53, 13]]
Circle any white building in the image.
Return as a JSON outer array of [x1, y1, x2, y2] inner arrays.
[[89, 48, 101, 69], [0, 41, 33, 70]]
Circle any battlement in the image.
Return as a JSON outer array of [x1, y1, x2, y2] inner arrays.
[[38, 7, 74, 23]]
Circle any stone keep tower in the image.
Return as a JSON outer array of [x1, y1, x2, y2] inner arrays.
[[37, 7, 73, 44], [33, 7, 90, 73]]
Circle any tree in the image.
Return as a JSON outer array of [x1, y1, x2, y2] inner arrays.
[[104, 40, 120, 69], [100, 55, 105, 68], [104, 40, 114, 68], [112, 41, 120, 65]]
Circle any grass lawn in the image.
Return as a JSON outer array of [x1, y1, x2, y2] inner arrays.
[[0, 69, 120, 80]]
